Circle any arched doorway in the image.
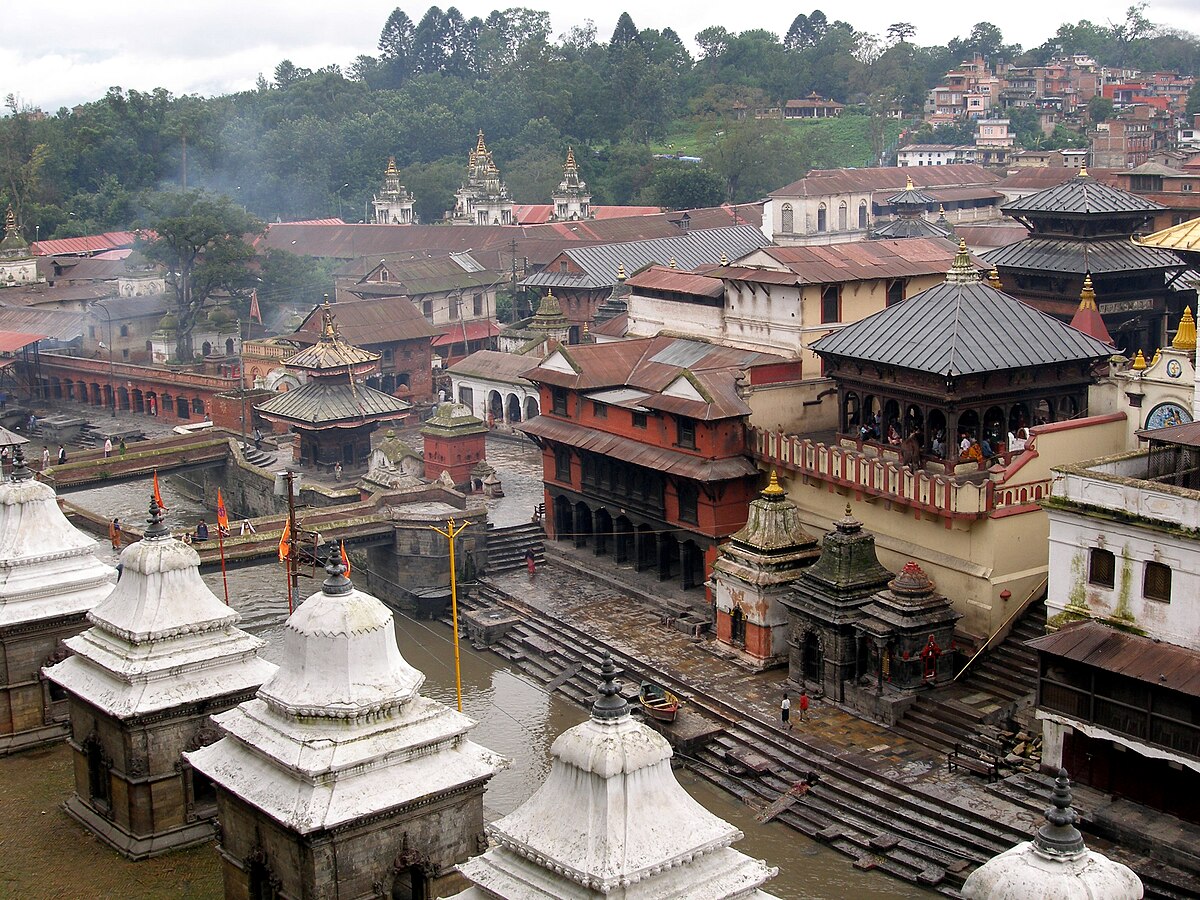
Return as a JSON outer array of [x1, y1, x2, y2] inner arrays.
[[553, 495, 572, 541], [524, 396, 539, 420], [226, 337, 235, 356], [681, 540, 705, 590], [593, 508, 612, 556], [118, 387, 130, 411], [487, 390, 503, 424], [614, 515, 633, 563], [957, 409, 980, 443], [983, 405, 1005, 448], [635, 524, 656, 572], [843, 392, 860, 433], [131, 389, 144, 413], [730, 606, 746, 646], [146, 392, 158, 417], [927, 409, 947, 455], [506, 394, 522, 424], [572, 502, 592, 548]]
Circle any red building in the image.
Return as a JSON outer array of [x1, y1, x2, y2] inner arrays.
[[519, 336, 797, 596]]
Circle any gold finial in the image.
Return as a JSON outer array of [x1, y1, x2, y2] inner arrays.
[[617, 263, 626, 280], [1131, 349, 1147, 370], [938, 204, 946, 215], [669, 257, 677, 269], [988, 268, 1002, 289], [762, 469, 785, 498], [905, 176, 915, 191], [1079, 163, 1089, 177], [385, 156, 398, 177], [719, 253, 729, 266], [1172, 306, 1196, 351], [844, 502, 853, 517], [476, 129, 487, 153], [564, 146, 577, 171], [1151, 348, 1161, 366], [946, 237, 978, 284], [4, 206, 16, 233], [320, 295, 337, 339], [1078, 274, 1098, 310]]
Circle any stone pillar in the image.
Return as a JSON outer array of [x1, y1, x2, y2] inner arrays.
[[1040, 717, 1067, 772]]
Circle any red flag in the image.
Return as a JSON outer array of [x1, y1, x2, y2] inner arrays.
[[153, 470, 168, 512], [278, 519, 291, 561], [340, 540, 351, 576], [216, 488, 229, 532], [249, 289, 262, 324]]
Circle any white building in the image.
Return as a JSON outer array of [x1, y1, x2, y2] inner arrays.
[[449, 656, 781, 899], [0, 447, 115, 754], [372, 156, 417, 225], [451, 131, 514, 226], [0, 207, 42, 287], [550, 147, 591, 221], [897, 145, 977, 167], [448, 349, 540, 426]]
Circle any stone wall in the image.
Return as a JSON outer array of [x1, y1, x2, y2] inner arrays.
[[0, 613, 86, 754]]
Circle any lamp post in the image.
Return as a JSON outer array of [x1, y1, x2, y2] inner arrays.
[[336, 182, 350, 221], [92, 302, 117, 417]]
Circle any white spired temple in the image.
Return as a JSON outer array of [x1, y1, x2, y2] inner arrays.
[[0, 445, 114, 754], [44, 496, 276, 859], [186, 558, 505, 900], [449, 655, 781, 900]]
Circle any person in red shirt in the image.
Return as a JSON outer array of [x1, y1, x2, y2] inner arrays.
[[799, 690, 810, 723]]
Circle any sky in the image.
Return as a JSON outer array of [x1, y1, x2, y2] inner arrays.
[[5, 1, 1200, 113]]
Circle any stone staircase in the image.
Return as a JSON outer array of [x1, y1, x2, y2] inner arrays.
[[891, 601, 1046, 759], [239, 443, 275, 468], [485, 522, 544, 574]]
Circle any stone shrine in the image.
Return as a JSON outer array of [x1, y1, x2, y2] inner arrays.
[[44, 497, 275, 858], [780, 505, 893, 701], [711, 472, 819, 669], [186, 559, 504, 900], [0, 206, 42, 287], [550, 147, 591, 221], [421, 401, 489, 488], [0, 446, 115, 754], [851, 561, 962, 722], [449, 655, 780, 899], [450, 131, 514, 225], [962, 769, 1142, 899], [373, 156, 417, 224]]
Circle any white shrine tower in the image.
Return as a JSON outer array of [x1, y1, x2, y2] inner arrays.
[[0, 445, 114, 754], [45, 496, 276, 858], [187, 558, 505, 899], [372, 156, 416, 225], [450, 655, 781, 899]]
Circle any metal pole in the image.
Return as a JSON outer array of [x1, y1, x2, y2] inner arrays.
[[287, 470, 299, 609], [431, 517, 469, 712]]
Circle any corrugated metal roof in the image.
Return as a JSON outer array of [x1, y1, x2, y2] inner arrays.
[[738, 238, 968, 284], [447, 349, 536, 383], [432, 320, 502, 347], [870, 217, 952, 240], [1002, 173, 1162, 217], [624, 266, 724, 298], [255, 380, 410, 425], [0, 307, 84, 342], [810, 277, 1115, 377], [33, 231, 140, 257], [521, 226, 769, 290], [982, 238, 1184, 275], [513, 205, 661, 225], [1137, 218, 1200, 253], [294, 296, 437, 348], [0, 331, 47, 352], [1028, 620, 1200, 697], [1135, 419, 1200, 446], [520, 416, 758, 481], [772, 165, 998, 199]]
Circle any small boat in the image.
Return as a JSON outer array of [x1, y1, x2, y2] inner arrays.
[[639, 681, 681, 723]]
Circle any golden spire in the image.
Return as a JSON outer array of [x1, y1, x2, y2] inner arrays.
[[905, 175, 915, 190], [1078, 274, 1098, 310], [988, 268, 1002, 289], [1078, 163, 1089, 178], [617, 263, 626, 280], [1151, 348, 1161, 366], [945, 237, 979, 285], [320, 295, 337, 340], [476, 129, 487, 154], [385, 156, 398, 177], [1131, 349, 1147, 370], [564, 146, 577, 172], [4, 206, 16, 233], [762, 469, 785, 498], [669, 257, 677, 269], [1172, 306, 1197, 351]]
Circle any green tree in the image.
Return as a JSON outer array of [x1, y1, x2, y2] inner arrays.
[[258, 248, 334, 314], [1186, 81, 1200, 118], [138, 190, 263, 361], [1087, 95, 1115, 124], [645, 162, 725, 209], [610, 13, 640, 49]]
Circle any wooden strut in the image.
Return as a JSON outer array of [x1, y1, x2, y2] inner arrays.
[[756, 779, 815, 824]]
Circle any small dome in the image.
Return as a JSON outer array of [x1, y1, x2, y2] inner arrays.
[[256, 564, 424, 719], [889, 561, 935, 597], [208, 306, 233, 326], [157, 312, 179, 332]]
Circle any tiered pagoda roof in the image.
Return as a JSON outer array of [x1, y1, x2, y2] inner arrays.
[[1001, 168, 1161, 219]]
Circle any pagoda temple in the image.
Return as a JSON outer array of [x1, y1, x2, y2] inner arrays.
[[44, 496, 276, 859], [0, 206, 41, 287], [550, 147, 591, 221], [871, 177, 952, 241], [187, 559, 504, 899], [449, 655, 781, 900], [811, 239, 1116, 464], [983, 166, 1190, 353], [450, 130, 514, 226], [372, 156, 416, 224], [0, 446, 115, 754], [256, 300, 411, 472], [711, 471, 819, 669], [780, 505, 893, 701]]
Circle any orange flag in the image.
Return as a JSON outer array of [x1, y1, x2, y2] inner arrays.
[[340, 540, 351, 576], [216, 488, 229, 532], [152, 470, 168, 511], [278, 519, 291, 561], [249, 289, 262, 324]]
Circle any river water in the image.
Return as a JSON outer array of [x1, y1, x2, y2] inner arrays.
[[76, 476, 933, 899]]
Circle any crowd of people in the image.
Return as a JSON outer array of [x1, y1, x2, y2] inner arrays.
[[856, 411, 1035, 471]]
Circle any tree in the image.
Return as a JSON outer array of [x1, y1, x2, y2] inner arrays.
[[1187, 81, 1200, 118], [887, 23, 916, 45], [611, 13, 640, 49], [645, 162, 725, 210], [258, 248, 335, 314], [1087, 95, 1115, 124], [138, 190, 263, 362], [378, 8, 415, 85]]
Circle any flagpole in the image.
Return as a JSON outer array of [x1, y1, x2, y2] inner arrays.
[[431, 517, 469, 713], [217, 526, 229, 604]]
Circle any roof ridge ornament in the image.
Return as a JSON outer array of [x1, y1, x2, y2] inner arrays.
[[987, 268, 1002, 289], [1172, 306, 1196, 351], [1078, 163, 1089, 178], [144, 492, 170, 540], [945, 238, 979, 285], [1034, 768, 1086, 857], [1131, 349, 1147, 370], [1078, 274, 1098, 311], [762, 469, 786, 500], [10, 443, 31, 482], [322, 554, 353, 596]]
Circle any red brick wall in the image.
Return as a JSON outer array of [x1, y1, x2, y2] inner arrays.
[[423, 431, 485, 486]]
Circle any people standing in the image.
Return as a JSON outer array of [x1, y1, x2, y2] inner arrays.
[[781, 692, 792, 730], [799, 690, 810, 723], [109, 518, 121, 550], [103, 437, 113, 458], [41, 445, 50, 470], [118, 438, 127, 457], [525, 548, 536, 581], [195, 520, 209, 542], [57, 444, 67, 465], [333, 461, 343, 482]]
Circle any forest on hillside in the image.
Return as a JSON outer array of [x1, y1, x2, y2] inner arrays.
[[3, 5, 1200, 240]]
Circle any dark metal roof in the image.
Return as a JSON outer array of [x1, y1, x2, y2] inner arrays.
[[624, 266, 724, 299], [0, 307, 84, 342], [520, 416, 758, 481], [1001, 173, 1163, 217], [1135, 420, 1200, 447], [729, 238, 970, 285], [294, 296, 437, 347], [255, 380, 410, 425], [520, 226, 769, 290], [982, 237, 1185, 275], [447, 349, 536, 383], [870, 217, 952, 240], [1029, 620, 1200, 697], [809, 278, 1115, 377]]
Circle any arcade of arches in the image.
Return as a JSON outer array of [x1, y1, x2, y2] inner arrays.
[[547, 489, 708, 591], [42, 375, 211, 421]]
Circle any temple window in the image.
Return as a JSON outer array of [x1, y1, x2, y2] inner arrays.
[[676, 416, 696, 449], [1089, 547, 1115, 589], [1144, 561, 1171, 602], [816, 204, 827, 232], [821, 285, 841, 324], [678, 483, 698, 523], [781, 204, 794, 234]]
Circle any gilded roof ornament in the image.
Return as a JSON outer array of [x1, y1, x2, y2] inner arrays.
[[4, 206, 16, 234], [1131, 349, 1147, 370], [1151, 348, 1161, 366], [476, 129, 487, 154], [945, 238, 979, 285], [564, 146, 578, 173], [1172, 306, 1196, 351], [720, 253, 729, 266], [385, 156, 398, 177], [905, 175, 915, 190], [617, 263, 626, 281], [1078, 274, 1098, 311], [761, 469, 785, 499], [669, 258, 677, 269], [987, 268, 1002, 289], [1078, 163, 1089, 178]]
